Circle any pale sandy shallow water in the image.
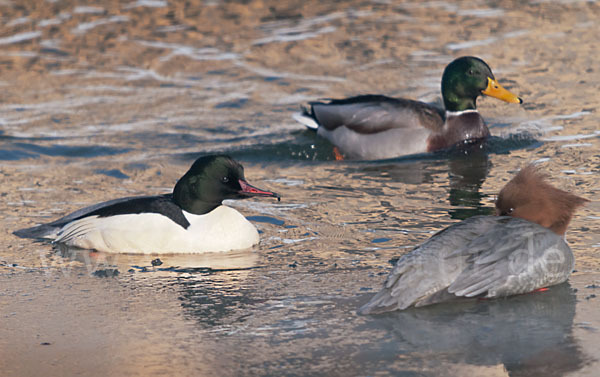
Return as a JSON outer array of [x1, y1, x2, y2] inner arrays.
[[1, 1, 600, 376]]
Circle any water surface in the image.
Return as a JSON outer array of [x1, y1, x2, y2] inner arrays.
[[1, 1, 599, 376]]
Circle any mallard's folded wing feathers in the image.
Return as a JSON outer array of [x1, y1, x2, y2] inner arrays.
[[311, 95, 444, 134]]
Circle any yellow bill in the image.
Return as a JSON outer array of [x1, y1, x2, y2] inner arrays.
[[482, 77, 523, 104]]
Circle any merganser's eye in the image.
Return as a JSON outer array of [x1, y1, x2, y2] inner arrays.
[[221, 176, 229, 183], [505, 208, 514, 215]]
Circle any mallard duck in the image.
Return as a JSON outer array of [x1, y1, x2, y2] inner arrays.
[[293, 56, 522, 160]]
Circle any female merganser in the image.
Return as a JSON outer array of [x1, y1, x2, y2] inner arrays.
[[14, 155, 280, 254], [359, 164, 587, 314], [293, 56, 523, 160]]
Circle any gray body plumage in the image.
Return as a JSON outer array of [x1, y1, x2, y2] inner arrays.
[[359, 216, 574, 314]]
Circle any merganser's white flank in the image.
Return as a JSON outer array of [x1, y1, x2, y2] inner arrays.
[[14, 155, 280, 254], [359, 164, 587, 314]]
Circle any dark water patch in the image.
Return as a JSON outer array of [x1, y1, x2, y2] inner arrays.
[[0, 149, 38, 160], [6, 142, 131, 159], [485, 134, 542, 155], [124, 162, 149, 171], [200, 126, 242, 136], [0, 133, 64, 141], [206, 69, 227, 75], [177, 137, 338, 163], [40, 47, 70, 57], [228, 132, 339, 162], [93, 268, 120, 278], [448, 206, 495, 220], [135, 130, 253, 150], [95, 169, 130, 179], [371, 238, 391, 244], [135, 131, 207, 148], [51, 115, 70, 124], [214, 98, 248, 109], [247, 215, 285, 226]]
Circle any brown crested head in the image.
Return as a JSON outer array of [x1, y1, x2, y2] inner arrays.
[[495, 164, 588, 235]]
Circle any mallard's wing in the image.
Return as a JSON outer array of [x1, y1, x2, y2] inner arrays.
[[309, 95, 445, 134]]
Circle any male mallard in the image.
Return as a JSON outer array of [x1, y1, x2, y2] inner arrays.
[[293, 56, 522, 160]]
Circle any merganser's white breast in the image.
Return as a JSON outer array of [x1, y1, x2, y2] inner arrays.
[[54, 205, 259, 254]]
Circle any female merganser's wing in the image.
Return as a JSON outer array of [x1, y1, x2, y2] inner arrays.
[[359, 217, 573, 314], [447, 218, 573, 298], [359, 216, 497, 314]]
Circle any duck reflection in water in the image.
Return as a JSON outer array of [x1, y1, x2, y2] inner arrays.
[[349, 145, 493, 219], [51, 242, 261, 328], [358, 283, 584, 376]]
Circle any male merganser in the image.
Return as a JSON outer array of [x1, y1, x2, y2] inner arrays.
[[293, 56, 523, 160], [14, 155, 280, 254], [359, 164, 587, 314]]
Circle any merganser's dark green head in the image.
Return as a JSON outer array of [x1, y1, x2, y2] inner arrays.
[[173, 155, 280, 215]]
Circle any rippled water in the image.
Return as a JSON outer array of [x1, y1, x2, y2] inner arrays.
[[1, 1, 599, 376]]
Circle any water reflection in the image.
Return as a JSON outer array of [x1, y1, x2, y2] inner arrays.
[[360, 283, 585, 376], [447, 150, 492, 219], [52, 242, 262, 328], [52, 243, 260, 274], [175, 271, 260, 328], [347, 149, 492, 220]]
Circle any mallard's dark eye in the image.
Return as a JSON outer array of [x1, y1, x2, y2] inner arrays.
[[468, 69, 475, 75], [221, 176, 229, 183]]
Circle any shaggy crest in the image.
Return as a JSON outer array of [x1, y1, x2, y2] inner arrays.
[[496, 164, 588, 235]]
